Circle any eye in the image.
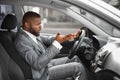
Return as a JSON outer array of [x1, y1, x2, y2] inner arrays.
[[35, 23, 40, 25]]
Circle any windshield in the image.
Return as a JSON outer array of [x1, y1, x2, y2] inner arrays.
[[69, 6, 120, 37]]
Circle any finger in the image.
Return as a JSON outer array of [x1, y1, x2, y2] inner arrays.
[[75, 30, 81, 37], [66, 34, 74, 37], [56, 32, 60, 37]]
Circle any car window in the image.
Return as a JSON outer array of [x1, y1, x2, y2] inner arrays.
[[0, 4, 15, 26], [69, 5, 120, 37], [23, 6, 82, 34]]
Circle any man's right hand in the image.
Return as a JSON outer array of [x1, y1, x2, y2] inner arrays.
[[55, 32, 80, 43]]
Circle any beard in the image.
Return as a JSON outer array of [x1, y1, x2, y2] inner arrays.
[[29, 24, 40, 37]]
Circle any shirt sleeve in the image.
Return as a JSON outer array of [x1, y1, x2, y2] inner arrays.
[[52, 40, 63, 50]]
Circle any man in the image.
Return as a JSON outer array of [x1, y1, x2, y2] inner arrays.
[[14, 11, 87, 80]]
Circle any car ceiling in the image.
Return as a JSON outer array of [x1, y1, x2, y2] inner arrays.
[[0, 0, 70, 9]]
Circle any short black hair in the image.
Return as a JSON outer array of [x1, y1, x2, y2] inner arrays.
[[22, 11, 41, 25]]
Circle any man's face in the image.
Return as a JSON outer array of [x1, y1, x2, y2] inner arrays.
[[27, 17, 42, 36]]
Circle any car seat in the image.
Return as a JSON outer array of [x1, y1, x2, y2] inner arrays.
[[0, 65, 3, 80], [0, 14, 33, 80], [0, 42, 25, 80]]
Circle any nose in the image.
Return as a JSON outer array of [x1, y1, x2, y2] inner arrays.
[[40, 23, 44, 30]]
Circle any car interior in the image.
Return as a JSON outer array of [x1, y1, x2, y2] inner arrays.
[[0, 0, 120, 80]]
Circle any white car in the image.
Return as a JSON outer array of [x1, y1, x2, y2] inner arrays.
[[0, 0, 120, 80]]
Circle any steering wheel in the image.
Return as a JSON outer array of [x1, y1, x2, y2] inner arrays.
[[68, 29, 86, 59]]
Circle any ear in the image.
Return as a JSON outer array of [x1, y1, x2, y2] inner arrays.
[[25, 22, 30, 28]]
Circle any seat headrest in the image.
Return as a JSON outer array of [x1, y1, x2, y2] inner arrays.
[[1, 14, 18, 31]]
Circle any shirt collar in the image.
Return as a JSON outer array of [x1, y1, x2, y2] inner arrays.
[[22, 28, 38, 44]]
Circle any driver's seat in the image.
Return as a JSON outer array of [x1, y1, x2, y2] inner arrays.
[[0, 14, 33, 80], [0, 42, 25, 80]]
